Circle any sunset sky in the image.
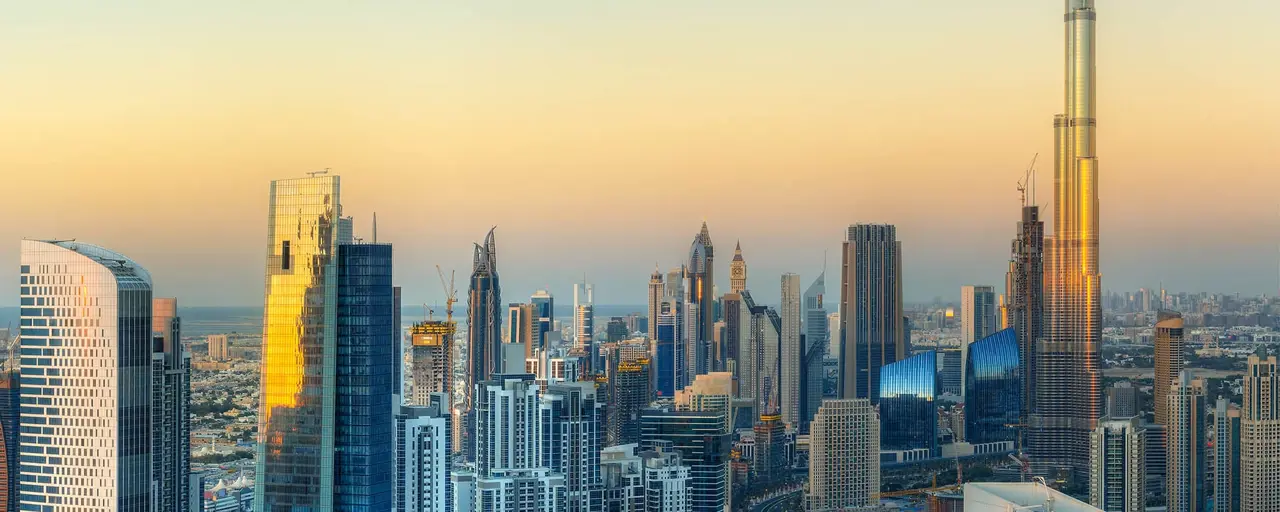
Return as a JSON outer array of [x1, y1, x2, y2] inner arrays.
[[2, 1, 1278, 307]]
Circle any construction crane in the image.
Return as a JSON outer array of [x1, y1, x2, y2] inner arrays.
[[1018, 153, 1039, 207], [436, 265, 457, 323]]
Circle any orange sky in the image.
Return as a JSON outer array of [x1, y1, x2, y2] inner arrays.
[[2, 1, 1278, 306]]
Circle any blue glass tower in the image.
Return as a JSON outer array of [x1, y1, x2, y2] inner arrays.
[[964, 328, 1022, 444], [655, 312, 677, 397], [335, 243, 396, 511], [879, 351, 938, 454]]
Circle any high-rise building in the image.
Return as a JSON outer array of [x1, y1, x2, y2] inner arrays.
[[1241, 355, 1280, 511], [608, 358, 652, 447], [801, 272, 828, 434], [607, 317, 629, 343], [961, 285, 998, 345], [1166, 372, 1206, 512], [742, 292, 781, 414], [574, 281, 596, 368], [780, 273, 803, 430], [542, 382, 605, 512], [964, 329, 1021, 444], [1212, 398, 1241, 512], [1030, 0, 1105, 479], [1106, 381, 1139, 419], [1088, 417, 1145, 512], [648, 269, 664, 343], [729, 241, 747, 294], [640, 407, 730, 512], [409, 320, 455, 405], [473, 374, 567, 511], [721, 293, 743, 384], [839, 223, 904, 402], [398, 393, 452, 512], [509, 302, 538, 357], [686, 223, 715, 376], [641, 441, 691, 512], [334, 243, 396, 510], [253, 175, 349, 509], [655, 299, 681, 397], [151, 297, 191, 512], [207, 334, 230, 361], [807, 399, 879, 511], [601, 444, 644, 512], [0, 335, 16, 512], [1006, 199, 1044, 424], [826, 312, 840, 358], [467, 227, 502, 461], [19, 240, 155, 511], [1153, 311, 1185, 426], [532, 290, 555, 352], [879, 351, 938, 454], [751, 415, 787, 487], [939, 348, 963, 396]]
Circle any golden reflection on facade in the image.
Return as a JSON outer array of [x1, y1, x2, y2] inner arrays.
[[254, 175, 344, 509]]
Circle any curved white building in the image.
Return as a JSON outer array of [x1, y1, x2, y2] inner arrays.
[[19, 239, 154, 511]]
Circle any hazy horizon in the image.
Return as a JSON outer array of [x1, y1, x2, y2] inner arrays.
[[2, 1, 1278, 307]]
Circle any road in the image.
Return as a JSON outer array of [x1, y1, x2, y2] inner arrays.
[[1103, 367, 1242, 379], [751, 489, 801, 512]]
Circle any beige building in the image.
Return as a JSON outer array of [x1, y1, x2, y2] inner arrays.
[[1166, 372, 1206, 512], [1153, 311, 1185, 425], [806, 399, 878, 511], [1242, 355, 1280, 512], [1088, 417, 1145, 512], [207, 334, 230, 361]]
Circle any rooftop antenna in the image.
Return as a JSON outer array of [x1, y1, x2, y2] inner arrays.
[[372, 213, 378, 244]]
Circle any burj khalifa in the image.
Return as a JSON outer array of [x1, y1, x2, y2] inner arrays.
[[1027, 0, 1103, 482]]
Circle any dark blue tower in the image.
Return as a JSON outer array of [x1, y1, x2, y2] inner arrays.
[[965, 328, 1021, 444]]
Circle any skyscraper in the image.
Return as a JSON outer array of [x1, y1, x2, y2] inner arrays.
[[641, 441, 692, 512], [647, 270, 663, 342], [508, 302, 538, 357], [1105, 381, 1139, 419], [467, 227, 502, 461], [780, 273, 803, 429], [839, 223, 904, 403], [1153, 311, 1185, 426], [807, 399, 880, 511], [542, 382, 605, 512], [409, 320, 454, 405], [473, 374, 567, 511], [207, 333, 230, 361], [151, 297, 191, 512], [740, 291, 781, 414], [1166, 372, 1206, 512], [19, 240, 155, 511], [751, 415, 787, 487], [801, 272, 828, 434], [532, 289, 555, 352], [686, 223, 715, 376], [721, 293, 743, 383], [608, 358, 652, 447], [729, 241, 746, 294], [600, 445, 645, 512], [1241, 355, 1280, 511], [398, 393, 452, 512], [0, 335, 15, 512], [1030, 0, 1104, 479], [640, 407, 730, 512], [1212, 398, 1241, 512], [879, 351, 938, 455], [255, 175, 344, 509], [961, 285, 998, 345], [574, 281, 595, 367], [1088, 417, 1145, 512], [964, 329, 1022, 444], [1006, 197, 1044, 424]]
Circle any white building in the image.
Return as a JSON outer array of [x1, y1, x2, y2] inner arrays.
[[807, 399, 879, 511], [399, 393, 451, 512], [601, 444, 645, 512], [18, 240, 156, 511], [963, 482, 1102, 511], [470, 375, 565, 512], [1241, 355, 1280, 511], [1088, 417, 1145, 512], [642, 441, 691, 512]]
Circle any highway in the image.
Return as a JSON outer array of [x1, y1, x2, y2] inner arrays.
[[751, 489, 802, 512]]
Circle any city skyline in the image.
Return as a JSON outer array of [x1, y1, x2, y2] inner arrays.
[[3, 1, 1279, 307]]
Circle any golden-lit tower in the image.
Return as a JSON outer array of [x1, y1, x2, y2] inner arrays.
[[730, 241, 747, 294], [1028, 0, 1104, 480]]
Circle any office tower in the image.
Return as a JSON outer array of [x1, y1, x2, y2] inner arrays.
[[686, 222, 715, 376], [655, 299, 680, 397], [939, 348, 963, 396], [961, 285, 998, 345], [721, 293, 743, 383], [648, 270, 663, 341], [334, 243, 396, 510], [780, 273, 803, 429], [743, 291, 781, 415], [607, 317, 629, 343], [733, 292, 759, 403], [826, 312, 840, 358], [751, 415, 787, 487], [807, 399, 880, 511], [1106, 381, 1139, 419], [409, 320, 454, 405], [800, 272, 828, 434], [1166, 372, 1206, 512], [1212, 398, 1241, 512], [532, 290, 555, 352], [207, 334, 230, 361], [509, 302, 538, 357], [1030, 0, 1104, 479], [601, 445, 645, 512], [0, 336, 15, 512], [19, 240, 154, 511], [665, 268, 684, 303], [964, 328, 1021, 444], [151, 297, 191, 512], [467, 227, 502, 460], [1144, 424, 1167, 500], [608, 358, 652, 447], [839, 223, 904, 402], [574, 281, 596, 369], [1241, 355, 1280, 511], [398, 393, 452, 512], [640, 407, 730, 512], [474, 374, 567, 511], [642, 441, 692, 512], [542, 382, 604, 512], [878, 351, 939, 454], [1088, 417, 1145, 512], [1154, 311, 1185, 426]]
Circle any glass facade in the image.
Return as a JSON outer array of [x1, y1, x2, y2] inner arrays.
[[256, 175, 342, 510], [334, 244, 396, 511], [465, 228, 501, 461], [531, 291, 554, 352], [686, 223, 715, 375], [840, 224, 904, 403], [19, 240, 154, 512], [640, 408, 730, 512], [655, 310, 678, 397], [964, 328, 1022, 444], [878, 351, 938, 454]]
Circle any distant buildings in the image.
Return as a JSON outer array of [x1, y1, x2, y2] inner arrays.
[[574, 281, 595, 366], [1165, 372, 1206, 512], [1106, 381, 1139, 419], [807, 399, 879, 511], [840, 223, 904, 402], [1153, 311, 1185, 426], [729, 241, 746, 294], [780, 273, 802, 430], [508, 302, 538, 356], [1088, 417, 1145, 512], [532, 290, 555, 352], [961, 285, 998, 345], [207, 334, 230, 361], [648, 271, 664, 343], [964, 329, 1021, 444], [1241, 355, 1280, 510]]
